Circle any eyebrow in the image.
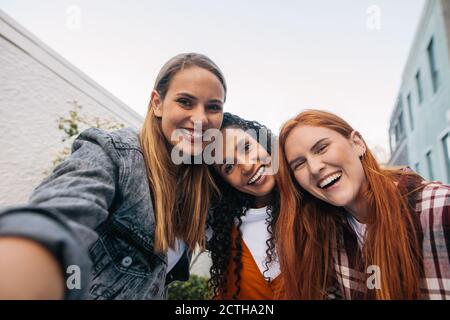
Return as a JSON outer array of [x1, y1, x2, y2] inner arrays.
[[176, 92, 197, 100], [176, 92, 223, 104], [288, 137, 329, 168], [235, 137, 247, 153]]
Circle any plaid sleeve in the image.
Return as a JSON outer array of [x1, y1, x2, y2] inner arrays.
[[416, 183, 450, 299]]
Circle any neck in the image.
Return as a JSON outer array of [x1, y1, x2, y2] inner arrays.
[[252, 193, 272, 208], [344, 197, 369, 223], [344, 181, 370, 223]]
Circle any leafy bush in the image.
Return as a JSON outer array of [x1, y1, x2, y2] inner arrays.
[[48, 100, 125, 171], [168, 275, 212, 300]]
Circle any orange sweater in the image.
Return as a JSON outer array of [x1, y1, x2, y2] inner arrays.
[[219, 227, 283, 300]]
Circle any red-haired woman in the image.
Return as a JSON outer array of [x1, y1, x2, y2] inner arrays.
[[276, 109, 450, 300]]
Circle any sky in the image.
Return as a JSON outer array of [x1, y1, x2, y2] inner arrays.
[[0, 0, 427, 160]]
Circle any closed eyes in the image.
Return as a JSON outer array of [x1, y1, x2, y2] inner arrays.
[[317, 144, 328, 154]]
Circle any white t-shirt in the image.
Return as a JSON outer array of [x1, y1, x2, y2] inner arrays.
[[237, 206, 281, 281], [166, 238, 186, 273], [346, 214, 367, 249]]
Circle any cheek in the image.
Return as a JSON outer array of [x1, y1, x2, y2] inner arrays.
[[294, 172, 309, 190], [160, 105, 173, 126], [260, 148, 270, 160], [225, 174, 242, 190], [161, 107, 184, 135], [266, 175, 276, 189], [160, 118, 172, 142], [354, 162, 366, 186], [345, 158, 366, 190], [208, 113, 223, 130], [161, 113, 184, 147]]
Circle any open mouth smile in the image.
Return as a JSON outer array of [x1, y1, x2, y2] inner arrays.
[[248, 166, 266, 185], [317, 171, 342, 189], [180, 128, 204, 142]]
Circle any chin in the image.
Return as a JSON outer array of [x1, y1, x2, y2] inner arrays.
[[328, 197, 351, 208], [170, 145, 204, 164], [181, 140, 203, 153], [189, 148, 204, 157], [257, 187, 274, 197]]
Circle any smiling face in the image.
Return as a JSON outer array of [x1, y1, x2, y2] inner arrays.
[[152, 66, 225, 156], [284, 125, 368, 213], [215, 128, 276, 207]]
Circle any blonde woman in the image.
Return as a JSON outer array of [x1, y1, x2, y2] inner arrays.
[[0, 53, 227, 299]]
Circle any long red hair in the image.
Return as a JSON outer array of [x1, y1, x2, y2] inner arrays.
[[276, 110, 423, 299]]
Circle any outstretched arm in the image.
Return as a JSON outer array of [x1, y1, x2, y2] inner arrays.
[[0, 237, 64, 299]]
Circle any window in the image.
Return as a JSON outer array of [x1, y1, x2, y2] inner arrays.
[[394, 112, 405, 145], [427, 37, 440, 93], [390, 129, 396, 153], [390, 111, 406, 153], [426, 151, 434, 181], [415, 70, 424, 104], [406, 93, 414, 130], [398, 112, 404, 138], [442, 134, 450, 181]]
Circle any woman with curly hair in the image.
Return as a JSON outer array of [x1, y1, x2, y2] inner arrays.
[[206, 112, 283, 300]]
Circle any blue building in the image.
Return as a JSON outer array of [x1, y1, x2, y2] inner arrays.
[[389, 0, 450, 183]]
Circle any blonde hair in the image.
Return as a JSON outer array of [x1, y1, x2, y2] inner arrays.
[[140, 53, 226, 252]]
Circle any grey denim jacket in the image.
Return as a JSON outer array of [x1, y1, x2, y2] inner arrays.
[[0, 127, 190, 299]]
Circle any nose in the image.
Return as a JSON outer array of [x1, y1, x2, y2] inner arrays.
[[237, 153, 255, 176], [307, 156, 325, 177], [239, 162, 254, 177], [190, 105, 208, 128]]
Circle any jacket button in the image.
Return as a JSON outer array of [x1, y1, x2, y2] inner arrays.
[[121, 256, 133, 267]]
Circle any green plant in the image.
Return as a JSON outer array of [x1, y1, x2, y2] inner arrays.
[[168, 274, 212, 300], [50, 100, 125, 169]]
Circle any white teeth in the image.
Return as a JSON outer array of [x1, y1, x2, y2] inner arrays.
[[248, 166, 265, 185], [181, 129, 203, 139], [319, 172, 342, 189]]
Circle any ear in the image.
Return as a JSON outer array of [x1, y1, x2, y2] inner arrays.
[[150, 90, 163, 118], [350, 130, 366, 158]]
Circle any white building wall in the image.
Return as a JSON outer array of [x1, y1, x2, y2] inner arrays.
[[0, 10, 143, 206], [0, 10, 213, 279]]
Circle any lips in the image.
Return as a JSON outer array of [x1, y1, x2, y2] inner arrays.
[[317, 171, 342, 189], [248, 166, 266, 185], [180, 128, 204, 142]]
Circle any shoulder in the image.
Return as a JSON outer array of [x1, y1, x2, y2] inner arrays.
[[69, 127, 143, 177], [77, 127, 140, 148], [108, 127, 141, 151], [74, 127, 141, 156], [415, 182, 450, 215]]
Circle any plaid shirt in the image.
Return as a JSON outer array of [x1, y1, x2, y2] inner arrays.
[[333, 179, 450, 300]]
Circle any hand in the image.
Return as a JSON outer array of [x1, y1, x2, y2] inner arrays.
[[0, 237, 65, 299]]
